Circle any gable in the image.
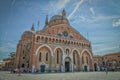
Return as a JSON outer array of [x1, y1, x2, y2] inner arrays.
[[37, 24, 88, 41]]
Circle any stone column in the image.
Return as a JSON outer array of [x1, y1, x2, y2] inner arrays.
[[87, 66, 90, 72], [51, 53, 56, 72], [32, 65, 35, 73], [31, 54, 37, 73], [71, 54, 74, 72], [62, 52, 65, 72], [71, 63, 74, 72]]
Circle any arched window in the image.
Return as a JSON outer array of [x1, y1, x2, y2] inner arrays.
[[45, 38, 48, 43], [23, 50, 24, 54], [39, 52, 41, 61], [21, 64, 25, 68], [82, 56, 84, 64], [37, 36, 40, 42], [73, 53, 75, 64], [66, 49, 69, 55], [57, 50, 59, 64], [86, 57, 88, 64], [46, 53, 48, 61], [103, 62, 105, 65]]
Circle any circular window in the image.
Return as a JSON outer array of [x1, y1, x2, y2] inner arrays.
[[63, 31, 68, 37]]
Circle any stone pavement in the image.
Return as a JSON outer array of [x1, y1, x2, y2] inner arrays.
[[0, 71, 120, 80]]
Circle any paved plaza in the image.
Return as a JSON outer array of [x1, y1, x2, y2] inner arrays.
[[0, 71, 120, 80]]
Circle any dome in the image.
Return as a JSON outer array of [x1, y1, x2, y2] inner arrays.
[[23, 30, 34, 35], [50, 15, 63, 21]]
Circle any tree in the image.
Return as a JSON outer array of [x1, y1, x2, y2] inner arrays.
[[8, 52, 16, 70], [9, 52, 15, 58]]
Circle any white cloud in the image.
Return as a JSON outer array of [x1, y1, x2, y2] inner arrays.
[[112, 19, 120, 27], [0, 43, 16, 54], [72, 15, 120, 24], [86, 15, 120, 23], [93, 45, 119, 55], [68, 0, 84, 19], [0, 47, 10, 53], [72, 15, 85, 24], [56, 0, 70, 10], [46, 0, 70, 14], [89, 7, 95, 15]]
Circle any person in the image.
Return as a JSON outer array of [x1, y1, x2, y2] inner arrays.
[[15, 68, 18, 73], [61, 64, 64, 72], [18, 68, 22, 76], [10, 69, 13, 73], [105, 68, 108, 74]]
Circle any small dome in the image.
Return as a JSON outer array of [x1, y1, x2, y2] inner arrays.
[[23, 30, 34, 34], [50, 15, 62, 21]]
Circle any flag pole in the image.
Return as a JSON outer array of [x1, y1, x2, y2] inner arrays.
[[87, 32, 89, 40], [38, 21, 40, 31]]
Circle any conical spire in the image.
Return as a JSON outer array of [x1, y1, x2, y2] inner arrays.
[[31, 24, 35, 31], [62, 9, 66, 17], [45, 15, 48, 25], [43, 15, 49, 29]]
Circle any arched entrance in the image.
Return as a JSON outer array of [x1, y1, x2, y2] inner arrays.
[[73, 50, 79, 71], [55, 48, 63, 69], [94, 63, 97, 71], [65, 57, 71, 72], [36, 45, 52, 72], [84, 65, 88, 71], [40, 65, 45, 72], [81, 50, 92, 72]]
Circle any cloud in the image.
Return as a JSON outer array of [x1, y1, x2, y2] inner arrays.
[[0, 42, 16, 54], [56, 0, 70, 10], [45, 0, 70, 14], [93, 45, 119, 55], [112, 19, 120, 27], [72, 15, 85, 24], [86, 15, 120, 23], [21, 0, 70, 16], [68, 0, 84, 19], [89, 7, 95, 15], [72, 15, 120, 24], [11, 0, 16, 6]]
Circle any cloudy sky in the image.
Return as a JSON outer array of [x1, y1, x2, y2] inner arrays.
[[0, 0, 120, 60]]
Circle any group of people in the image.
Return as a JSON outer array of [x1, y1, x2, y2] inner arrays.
[[10, 67, 119, 75], [11, 68, 33, 75]]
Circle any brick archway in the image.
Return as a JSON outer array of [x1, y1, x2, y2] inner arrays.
[[35, 44, 53, 56]]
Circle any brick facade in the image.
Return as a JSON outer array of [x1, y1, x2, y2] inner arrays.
[[93, 52, 120, 71], [14, 10, 94, 72]]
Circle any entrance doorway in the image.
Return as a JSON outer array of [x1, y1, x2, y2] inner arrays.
[[40, 65, 45, 72], [94, 63, 97, 71], [65, 62, 70, 72], [84, 66, 87, 72], [65, 57, 71, 72]]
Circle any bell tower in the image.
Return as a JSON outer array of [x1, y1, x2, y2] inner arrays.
[[31, 24, 35, 31], [62, 9, 66, 18], [43, 15, 49, 29], [45, 15, 48, 25]]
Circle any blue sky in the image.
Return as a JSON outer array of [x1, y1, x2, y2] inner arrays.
[[0, 0, 120, 60]]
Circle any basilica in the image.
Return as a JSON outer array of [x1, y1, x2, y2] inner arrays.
[[14, 10, 94, 72]]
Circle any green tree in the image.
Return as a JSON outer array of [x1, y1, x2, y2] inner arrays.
[[9, 52, 15, 58]]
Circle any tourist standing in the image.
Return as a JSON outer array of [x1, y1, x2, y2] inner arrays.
[[105, 68, 108, 74]]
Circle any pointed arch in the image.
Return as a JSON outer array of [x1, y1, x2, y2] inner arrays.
[[54, 46, 64, 55], [35, 44, 53, 56], [54, 46, 63, 66], [65, 47, 71, 53], [72, 48, 80, 55], [80, 49, 92, 59]]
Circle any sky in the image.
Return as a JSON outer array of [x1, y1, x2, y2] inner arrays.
[[0, 0, 120, 61]]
